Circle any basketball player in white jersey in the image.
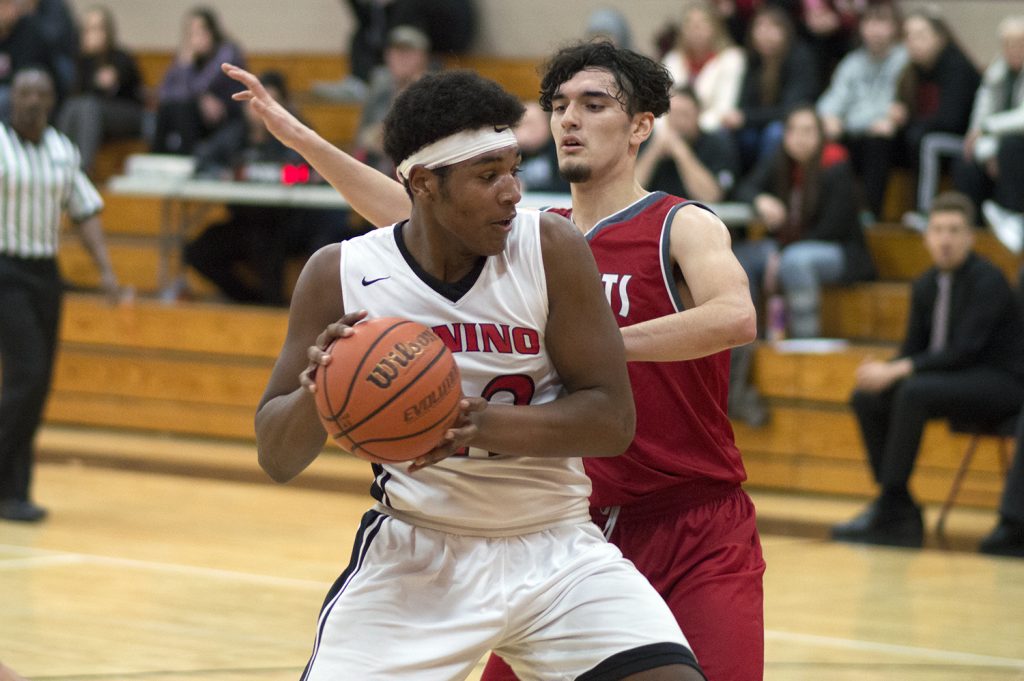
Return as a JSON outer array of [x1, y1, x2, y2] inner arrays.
[[252, 70, 705, 680]]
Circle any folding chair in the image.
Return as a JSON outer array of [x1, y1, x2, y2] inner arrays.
[[936, 415, 1017, 536]]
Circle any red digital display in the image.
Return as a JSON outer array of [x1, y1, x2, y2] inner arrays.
[[281, 164, 311, 184]]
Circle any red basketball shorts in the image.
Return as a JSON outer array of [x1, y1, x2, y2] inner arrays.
[[482, 486, 765, 681]]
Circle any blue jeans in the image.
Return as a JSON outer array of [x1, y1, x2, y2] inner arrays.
[[736, 121, 784, 172], [777, 240, 846, 338], [733, 238, 777, 315], [733, 238, 845, 338]]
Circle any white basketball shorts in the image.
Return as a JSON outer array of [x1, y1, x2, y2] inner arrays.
[[300, 509, 700, 681]]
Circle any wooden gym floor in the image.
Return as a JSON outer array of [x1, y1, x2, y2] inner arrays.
[[1, 430, 1023, 681]]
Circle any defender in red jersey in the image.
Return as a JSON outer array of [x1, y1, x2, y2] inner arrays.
[[223, 43, 765, 681], [489, 44, 764, 681]]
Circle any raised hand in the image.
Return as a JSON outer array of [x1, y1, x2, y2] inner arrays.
[[221, 62, 309, 149]]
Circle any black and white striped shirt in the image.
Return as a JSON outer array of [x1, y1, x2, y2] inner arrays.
[[0, 123, 104, 258]]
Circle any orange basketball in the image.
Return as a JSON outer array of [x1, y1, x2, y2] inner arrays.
[[314, 317, 462, 462]]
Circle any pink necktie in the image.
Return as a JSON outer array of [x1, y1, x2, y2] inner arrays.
[[929, 272, 952, 353]]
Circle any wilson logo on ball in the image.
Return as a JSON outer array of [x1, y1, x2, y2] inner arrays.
[[365, 330, 439, 389]]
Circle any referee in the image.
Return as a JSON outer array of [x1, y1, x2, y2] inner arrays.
[[0, 67, 120, 522]]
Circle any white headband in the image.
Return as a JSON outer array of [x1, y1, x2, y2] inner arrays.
[[396, 127, 518, 180]]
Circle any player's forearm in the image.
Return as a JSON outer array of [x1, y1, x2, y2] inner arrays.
[[621, 297, 756, 362], [292, 127, 411, 227], [470, 390, 635, 459], [255, 389, 327, 482]]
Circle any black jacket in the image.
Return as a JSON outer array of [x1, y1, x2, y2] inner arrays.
[[736, 40, 820, 129], [898, 43, 981, 149], [902, 253, 1024, 378], [736, 147, 876, 283], [74, 50, 143, 103], [0, 17, 57, 91]]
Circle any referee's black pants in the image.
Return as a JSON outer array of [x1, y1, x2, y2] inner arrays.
[[851, 369, 1024, 494], [0, 255, 62, 503]]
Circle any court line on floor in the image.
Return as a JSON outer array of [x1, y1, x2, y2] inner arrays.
[[0, 554, 86, 570], [27, 665, 305, 680], [5, 543, 1022, 670], [766, 629, 1024, 668], [0, 543, 327, 590]]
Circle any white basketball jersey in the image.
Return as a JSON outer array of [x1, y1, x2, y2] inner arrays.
[[339, 209, 592, 536]]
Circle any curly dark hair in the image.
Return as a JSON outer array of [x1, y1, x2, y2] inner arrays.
[[383, 70, 525, 171], [539, 41, 672, 117]]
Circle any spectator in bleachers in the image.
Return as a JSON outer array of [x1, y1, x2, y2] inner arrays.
[[312, 0, 391, 101], [977, 266, 1024, 559], [889, 7, 980, 228], [979, 401, 1024, 557], [833, 192, 1024, 548], [734, 105, 874, 338], [789, 0, 864, 95], [722, 4, 819, 172], [636, 84, 740, 203], [352, 25, 434, 177], [0, 0, 57, 117], [25, 0, 77, 100], [712, 0, 759, 46], [515, 100, 568, 194], [313, 0, 475, 103], [56, 5, 143, 177], [817, 1, 907, 223], [712, 0, 865, 93], [185, 71, 362, 306], [150, 6, 245, 155], [953, 16, 1024, 256], [661, 1, 745, 132]]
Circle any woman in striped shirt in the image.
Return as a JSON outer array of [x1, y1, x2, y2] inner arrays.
[[0, 67, 120, 522]]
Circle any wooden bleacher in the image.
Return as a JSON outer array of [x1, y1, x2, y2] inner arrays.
[[737, 344, 1009, 509], [46, 295, 284, 440], [88, 51, 543, 187], [132, 51, 543, 105], [47, 222, 1022, 512]]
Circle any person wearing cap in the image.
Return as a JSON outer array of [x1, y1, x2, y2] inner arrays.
[[312, 0, 475, 103], [353, 24, 436, 176]]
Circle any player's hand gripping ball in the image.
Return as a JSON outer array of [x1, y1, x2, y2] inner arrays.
[[314, 317, 462, 462]]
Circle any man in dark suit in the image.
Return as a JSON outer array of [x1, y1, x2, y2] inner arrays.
[[833, 191, 1024, 547]]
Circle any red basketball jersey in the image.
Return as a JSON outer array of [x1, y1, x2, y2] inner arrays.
[[549, 192, 747, 508]]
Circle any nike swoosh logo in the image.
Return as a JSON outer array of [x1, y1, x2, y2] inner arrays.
[[361, 275, 391, 286]]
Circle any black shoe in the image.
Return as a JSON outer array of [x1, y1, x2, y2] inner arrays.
[[979, 520, 1024, 558], [0, 499, 48, 522], [831, 499, 923, 548]]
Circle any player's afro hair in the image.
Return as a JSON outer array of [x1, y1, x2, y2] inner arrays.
[[539, 41, 672, 118], [383, 70, 525, 170]]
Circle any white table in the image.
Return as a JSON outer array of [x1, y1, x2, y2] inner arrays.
[[106, 173, 750, 297]]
